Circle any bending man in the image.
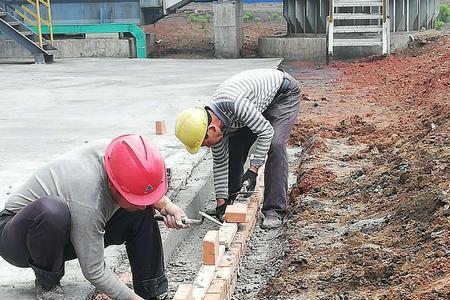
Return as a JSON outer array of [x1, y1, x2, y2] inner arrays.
[[175, 68, 301, 229], [0, 134, 186, 300]]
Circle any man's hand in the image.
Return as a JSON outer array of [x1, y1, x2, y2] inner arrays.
[[95, 294, 144, 300], [215, 198, 230, 222], [242, 168, 258, 191], [153, 196, 189, 229], [162, 202, 188, 229]]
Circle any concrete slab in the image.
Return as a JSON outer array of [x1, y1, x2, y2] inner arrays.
[[0, 57, 282, 299]]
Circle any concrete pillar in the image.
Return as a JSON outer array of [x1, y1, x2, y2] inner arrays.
[[213, 0, 243, 58]]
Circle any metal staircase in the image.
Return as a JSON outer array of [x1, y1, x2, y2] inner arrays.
[[0, 0, 56, 63], [326, 0, 390, 62]]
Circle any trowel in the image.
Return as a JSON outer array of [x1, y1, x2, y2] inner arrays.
[[198, 211, 223, 227], [154, 211, 223, 227]]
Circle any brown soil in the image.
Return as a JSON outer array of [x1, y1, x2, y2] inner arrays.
[[258, 35, 450, 299], [142, 3, 285, 58]]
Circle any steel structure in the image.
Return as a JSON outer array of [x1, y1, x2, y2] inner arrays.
[[283, 0, 439, 34], [0, 0, 195, 60], [30, 0, 194, 26]]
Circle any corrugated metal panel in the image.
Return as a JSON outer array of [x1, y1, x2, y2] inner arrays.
[[50, 0, 141, 24]]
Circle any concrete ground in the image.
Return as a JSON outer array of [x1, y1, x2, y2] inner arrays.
[[0, 57, 282, 299]]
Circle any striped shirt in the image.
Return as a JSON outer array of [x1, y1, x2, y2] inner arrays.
[[207, 69, 284, 199]]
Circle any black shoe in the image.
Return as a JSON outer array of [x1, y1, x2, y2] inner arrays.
[[30, 263, 65, 291], [261, 212, 283, 229], [35, 280, 65, 300], [133, 275, 168, 300]]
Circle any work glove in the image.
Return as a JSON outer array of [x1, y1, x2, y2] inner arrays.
[[228, 192, 238, 203], [215, 198, 231, 223], [241, 169, 257, 191]]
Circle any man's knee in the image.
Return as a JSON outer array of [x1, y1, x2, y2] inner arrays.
[[269, 139, 285, 154], [32, 197, 70, 233]]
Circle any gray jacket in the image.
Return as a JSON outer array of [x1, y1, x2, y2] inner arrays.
[[5, 140, 135, 300]]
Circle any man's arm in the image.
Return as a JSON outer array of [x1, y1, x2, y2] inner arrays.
[[70, 202, 138, 300], [211, 137, 230, 201], [234, 98, 274, 168]]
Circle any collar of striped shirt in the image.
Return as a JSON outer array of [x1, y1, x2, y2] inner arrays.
[[205, 105, 231, 128]]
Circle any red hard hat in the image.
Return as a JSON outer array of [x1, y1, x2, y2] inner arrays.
[[104, 134, 168, 206]]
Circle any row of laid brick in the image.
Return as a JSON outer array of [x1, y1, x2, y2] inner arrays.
[[173, 169, 265, 300]]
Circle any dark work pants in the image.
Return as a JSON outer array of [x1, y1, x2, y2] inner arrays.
[[0, 196, 167, 299], [228, 73, 301, 217]]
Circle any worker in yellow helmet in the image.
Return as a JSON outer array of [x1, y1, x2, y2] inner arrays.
[[175, 69, 301, 229]]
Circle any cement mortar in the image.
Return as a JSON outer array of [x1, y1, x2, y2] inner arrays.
[[232, 224, 287, 299], [166, 222, 211, 295], [232, 147, 301, 300], [159, 153, 215, 264]]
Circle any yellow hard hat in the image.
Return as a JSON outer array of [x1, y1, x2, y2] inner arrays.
[[175, 108, 208, 154]]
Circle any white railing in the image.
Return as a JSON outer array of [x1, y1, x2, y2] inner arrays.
[[326, 0, 391, 62], [382, 17, 390, 54], [327, 0, 334, 59]]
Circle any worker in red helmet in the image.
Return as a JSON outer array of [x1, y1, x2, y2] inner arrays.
[[0, 134, 186, 300]]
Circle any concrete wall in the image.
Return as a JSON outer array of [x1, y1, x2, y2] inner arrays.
[[0, 38, 132, 59], [257, 35, 326, 61], [257, 31, 431, 61]]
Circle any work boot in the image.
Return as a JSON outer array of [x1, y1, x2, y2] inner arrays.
[[35, 280, 65, 300], [134, 275, 168, 300], [30, 263, 65, 300], [261, 212, 282, 229]]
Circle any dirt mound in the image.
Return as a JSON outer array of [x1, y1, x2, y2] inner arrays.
[[258, 35, 450, 299]]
